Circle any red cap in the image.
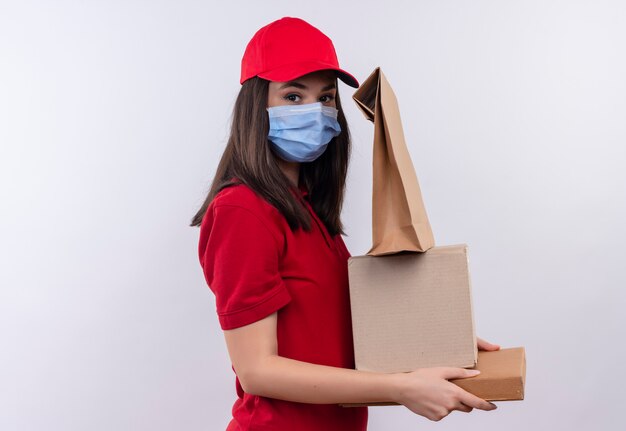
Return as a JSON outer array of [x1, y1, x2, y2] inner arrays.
[[240, 17, 359, 88]]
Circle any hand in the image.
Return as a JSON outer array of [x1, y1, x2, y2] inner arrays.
[[393, 367, 497, 421], [477, 336, 500, 351]]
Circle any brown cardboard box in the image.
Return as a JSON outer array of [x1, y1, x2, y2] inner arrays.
[[348, 244, 477, 373], [342, 347, 526, 407], [453, 347, 526, 401]]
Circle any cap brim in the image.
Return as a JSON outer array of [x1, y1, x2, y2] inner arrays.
[[258, 61, 359, 88]]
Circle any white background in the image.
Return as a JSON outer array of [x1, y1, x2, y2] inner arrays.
[[2, 1, 625, 430]]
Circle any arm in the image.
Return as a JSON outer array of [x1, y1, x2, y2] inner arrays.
[[223, 313, 497, 421]]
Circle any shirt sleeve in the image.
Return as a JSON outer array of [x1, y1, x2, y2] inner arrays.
[[198, 203, 291, 330]]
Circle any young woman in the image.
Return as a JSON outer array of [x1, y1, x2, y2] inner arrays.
[[191, 17, 499, 430]]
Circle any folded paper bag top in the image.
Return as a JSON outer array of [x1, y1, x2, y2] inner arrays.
[[353, 68, 435, 255]]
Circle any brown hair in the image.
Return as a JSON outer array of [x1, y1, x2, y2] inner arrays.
[[189, 77, 351, 236]]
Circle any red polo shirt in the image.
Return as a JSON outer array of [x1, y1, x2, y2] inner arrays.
[[198, 184, 367, 431]]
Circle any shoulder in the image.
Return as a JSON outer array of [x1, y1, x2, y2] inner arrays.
[[205, 183, 286, 235], [212, 184, 281, 218], [212, 183, 270, 209]]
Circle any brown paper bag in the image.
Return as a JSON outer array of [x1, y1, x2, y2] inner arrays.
[[353, 68, 435, 255]]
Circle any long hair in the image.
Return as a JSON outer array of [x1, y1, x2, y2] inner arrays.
[[189, 77, 351, 236]]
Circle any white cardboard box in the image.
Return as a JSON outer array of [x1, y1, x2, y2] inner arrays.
[[348, 244, 477, 373]]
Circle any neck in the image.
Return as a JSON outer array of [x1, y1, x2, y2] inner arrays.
[[277, 159, 300, 188]]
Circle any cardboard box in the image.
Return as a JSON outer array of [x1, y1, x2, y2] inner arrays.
[[453, 347, 526, 401], [348, 244, 477, 373], [342, 347, 526, 407]]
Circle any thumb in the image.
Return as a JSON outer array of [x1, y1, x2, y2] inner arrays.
[[433, 367, 481, 380]]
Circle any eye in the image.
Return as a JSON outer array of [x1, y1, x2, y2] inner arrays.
[[319, 94, 336, 104], [284, 93, 301, 102]]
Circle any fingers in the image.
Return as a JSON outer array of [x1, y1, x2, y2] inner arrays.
[[403, 367, 497, 422], [458, 390, 498, 411], [456, 402, 474, 413], [477, 336, 501, 351], [431, 367, 481, 380], [427, 402, 474, 421], [426, 408, 451, 422]]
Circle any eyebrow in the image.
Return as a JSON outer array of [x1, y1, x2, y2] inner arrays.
[[278, 81, 337, 91]]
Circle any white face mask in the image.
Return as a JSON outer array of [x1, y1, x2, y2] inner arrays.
[[267, 102, 341, 162]]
